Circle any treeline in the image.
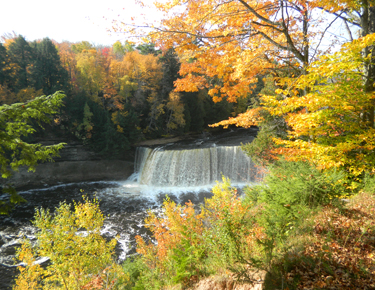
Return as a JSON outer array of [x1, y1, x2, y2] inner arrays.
[[0, 35, 250, 156]]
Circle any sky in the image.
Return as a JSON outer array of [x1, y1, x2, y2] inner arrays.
[[0, 0, 157, 46], [0, 1, 354, 50]]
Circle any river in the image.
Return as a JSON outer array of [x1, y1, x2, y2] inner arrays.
[[0, 129, 261, 289]]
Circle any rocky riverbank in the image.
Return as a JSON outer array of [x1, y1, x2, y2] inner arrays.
[[1, 141, 134, 190]]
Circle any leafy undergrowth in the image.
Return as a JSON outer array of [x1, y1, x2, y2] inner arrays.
[[283, 192, 375, 290], [122, 162, 375, 290], [13, 161, 375, 290]]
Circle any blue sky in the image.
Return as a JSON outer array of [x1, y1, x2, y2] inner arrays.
[[0, 0, 155, 46]]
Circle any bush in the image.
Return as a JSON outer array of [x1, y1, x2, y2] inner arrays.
[[13, 196, 128, 290], [129, 178, 263, 287], [245, 160, 348, 207], [242, 160, 348, 272]]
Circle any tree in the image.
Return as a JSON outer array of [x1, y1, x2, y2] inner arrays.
[[0, 43, 13, 86], [55, 41, 79, 90], [120, 0, 342, 103], [260, 33, 375, 180], [7, 35, 33, 92], [71, 41, 93, 53], [0, 91, 66, 214], [112, 40, 135, 59], [30, 38, 69, 95], [166, 91, 185, 133], [75, 48, 106, 99]]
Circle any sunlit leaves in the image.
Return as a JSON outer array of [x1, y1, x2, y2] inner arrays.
[[119, 0, 327, 102], [261, 33, 375, 177], [14, 197, 128, 289]]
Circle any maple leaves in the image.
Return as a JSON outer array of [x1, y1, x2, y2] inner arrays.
[[260, 33, 375, 177], [120, 0, 329, 103]]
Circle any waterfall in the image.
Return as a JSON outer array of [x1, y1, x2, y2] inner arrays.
[[134, 146, 261, 187]]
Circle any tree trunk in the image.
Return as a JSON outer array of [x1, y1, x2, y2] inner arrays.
[[362, 4, 375, 128]]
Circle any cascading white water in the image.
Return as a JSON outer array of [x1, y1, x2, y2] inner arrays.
[[135, 146, 262, 187]]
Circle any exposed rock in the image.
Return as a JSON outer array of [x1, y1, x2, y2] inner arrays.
[[1, 141, 134, 189], [2, 160, 134, 189]]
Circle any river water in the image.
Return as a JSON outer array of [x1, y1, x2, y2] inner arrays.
[[0, 180, 216, 289], [0, 129, 261, 289]]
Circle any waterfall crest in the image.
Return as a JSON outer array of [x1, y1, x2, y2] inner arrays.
[[135, 146, 261, 187]]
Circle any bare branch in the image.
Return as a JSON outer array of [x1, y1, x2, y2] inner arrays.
[[311, 11, 343, 62], [237, 0, 282, 26]]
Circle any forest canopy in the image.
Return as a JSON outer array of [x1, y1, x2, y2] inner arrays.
[[0, 35, 249, 158]]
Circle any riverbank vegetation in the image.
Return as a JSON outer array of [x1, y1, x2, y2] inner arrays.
[[13, 197, 129, 290], [119, 162, 375, 289], [13, 162, 375, 289]]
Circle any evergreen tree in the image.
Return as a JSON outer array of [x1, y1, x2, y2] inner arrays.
[[7, 35, 33, 92], [0, 43, 12, 86], [30, 38, 69, 95]]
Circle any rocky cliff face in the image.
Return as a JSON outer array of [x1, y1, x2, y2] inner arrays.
[[1, 141, 135, 189]]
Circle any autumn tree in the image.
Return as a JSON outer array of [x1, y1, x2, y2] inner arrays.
[[112, 40, 135, 59], [120, 0, 345, 103], [55, 41, 79, 90], [110, 50, 165, 132], [75, 48, 107, 99], [166, 91, 185, 133], [71, 41, 93, 53], [258, 34, 375, 180]]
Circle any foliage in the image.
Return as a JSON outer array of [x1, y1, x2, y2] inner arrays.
[[244, 161, 348, 267], [0, 91, 66, 214], [75, 48, 106, 98], [13, 196, 129, 290], [246, 160, 348, 207], [119, 0, 351, 105], [261, 33, 375, 179], [125, 161, 355, 288], [129, 177, 269, 287]]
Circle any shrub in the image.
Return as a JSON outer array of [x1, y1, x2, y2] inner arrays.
[[243, 160, 348, 272], [131, 177, 263, 286], [245, 160, 348, 206], [133, 197, 206, 288], [13, 196, 128, 290]]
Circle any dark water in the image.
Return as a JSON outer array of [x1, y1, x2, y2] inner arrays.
[[0, 129, 261, 289], [0, 180, 215, 290]]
